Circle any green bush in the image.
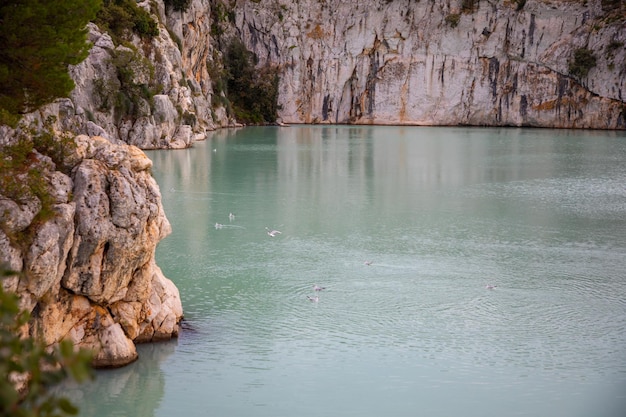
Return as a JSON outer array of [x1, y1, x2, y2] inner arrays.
[[94, 0, 159, 44], [445, 13, 460, 28], [223, 39, 279, 124], [461, 0, 479, 13], [164, 0, 191, 12], [569, 48, 597, 78], [95, 48, 158, 122]]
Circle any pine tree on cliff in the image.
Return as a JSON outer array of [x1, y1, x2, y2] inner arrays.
[[0, 0, 101, 126]]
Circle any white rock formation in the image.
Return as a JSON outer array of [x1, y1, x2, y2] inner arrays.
[[0, 134, 183, 367], [40, 0, 233, 149], [234, 0, 625, 129]]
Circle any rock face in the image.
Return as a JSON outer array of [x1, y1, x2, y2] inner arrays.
[[44, 0, 232, 150], [0, 135, 183, 367], [234, 0, 625, 129], [28, 0, 626, 144]]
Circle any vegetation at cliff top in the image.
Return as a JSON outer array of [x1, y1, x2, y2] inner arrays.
[[0, 0, 101, 127], [94, 0, 159, 45], [0, 270, 94, 417]]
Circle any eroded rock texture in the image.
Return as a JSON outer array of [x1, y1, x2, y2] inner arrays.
[[0, 136, 183, 367], [234, 0, 625, 128]]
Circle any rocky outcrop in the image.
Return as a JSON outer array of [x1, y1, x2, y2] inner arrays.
[[40, 0, 233, 150], [0, 134, 183, 367], [234, 0, 625, 129]]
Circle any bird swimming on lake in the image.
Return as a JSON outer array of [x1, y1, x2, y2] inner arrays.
[[307, 295, 319, 302], [485, 284, 497, 290], [313, 284, 326, 291], [266, 227, 282, 237], [364, 260, 372, 266], [215, 223, 223, 229], [229, 212, 235, 221]]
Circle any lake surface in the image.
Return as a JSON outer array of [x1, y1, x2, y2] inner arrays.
[[70, 126, 626, 417]]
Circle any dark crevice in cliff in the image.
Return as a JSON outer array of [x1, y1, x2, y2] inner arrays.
[[488, 57, 500, 100]]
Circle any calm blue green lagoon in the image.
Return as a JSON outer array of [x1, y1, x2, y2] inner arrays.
[[70, 126, 626, 417]]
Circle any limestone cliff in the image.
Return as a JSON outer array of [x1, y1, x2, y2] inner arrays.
[[41, 0, 231, 150], [0, 132, 183, 367], [25, 0, 626, 141], [234, 0, 625, 129]]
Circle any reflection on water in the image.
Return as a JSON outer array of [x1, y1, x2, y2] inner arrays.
[[60, 340, 177, 417], [76, 126, 626, 417]]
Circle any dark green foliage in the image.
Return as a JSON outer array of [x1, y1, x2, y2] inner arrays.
[[115, 56, 157, 120], [0, 270, 94, 417], [0, 0, 101, 126], [210, 1, 234, 38], [461, 0, 478, 13], [164, 0, 191, 12], [223, 39, 279, 124], [606, 40, 624, 53], [445, 13, 460, 28], [569, 48, 597, 78], [605, 40, 623, 69], [94, 0, 159, 45]]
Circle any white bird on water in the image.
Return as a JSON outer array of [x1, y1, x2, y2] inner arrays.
[[485, 284, 497, 290], [229, 212, 235, 221], [215, 223, 223, 229], [313, 284, 326, 291], [307, 295, 319, 302], [266, 227, 282, 237], [364, 260, 372, 266]]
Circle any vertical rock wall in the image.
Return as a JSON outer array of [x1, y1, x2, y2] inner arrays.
[[234, 0, 625, 129]]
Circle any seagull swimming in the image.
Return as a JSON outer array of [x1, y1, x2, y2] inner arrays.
[[307, 295, 319, 302], [229, 212, 235, 221], [364, 260, 372, 266], [215, 223, 223, 229], [266, 227, 282, 237], [313, 285, 326, 291], [485, 284, 497, 290]]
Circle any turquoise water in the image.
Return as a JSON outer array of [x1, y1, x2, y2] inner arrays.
[[70, 126, 626, 417]]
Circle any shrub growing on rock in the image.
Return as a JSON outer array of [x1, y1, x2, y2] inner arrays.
[[568, 48, 597, 78], [223, 38, 279, 124], [94, 0, 159, 44], [164, 0, 191, 12]]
